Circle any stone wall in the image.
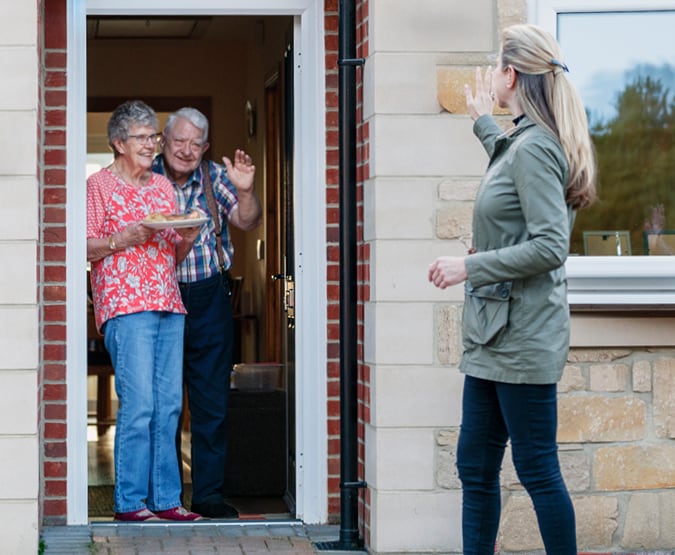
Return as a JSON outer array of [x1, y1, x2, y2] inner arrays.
[[0, 1, 40, 553], [435, 348, 675, 552]]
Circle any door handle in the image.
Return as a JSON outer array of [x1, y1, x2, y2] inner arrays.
[[270, 274, 295, 328]]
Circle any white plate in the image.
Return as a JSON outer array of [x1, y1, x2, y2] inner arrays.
[[141, 216, 209, 229]]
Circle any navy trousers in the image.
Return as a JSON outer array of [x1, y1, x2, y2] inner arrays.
[[178, 273, 233, 505], [457, 375, 576, 555]]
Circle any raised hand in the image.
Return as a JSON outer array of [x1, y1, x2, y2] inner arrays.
[[464, 66, 495, 121], [222, 149, 255, 194]]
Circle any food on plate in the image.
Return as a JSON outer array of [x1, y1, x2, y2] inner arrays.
[[144, 210, 202, 223]]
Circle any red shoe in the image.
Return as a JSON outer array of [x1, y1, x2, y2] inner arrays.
[[154, 506, 203, 521], [114, 508, 160, 522]]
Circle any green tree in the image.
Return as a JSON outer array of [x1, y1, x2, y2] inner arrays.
[[572, 72, 675, 255]]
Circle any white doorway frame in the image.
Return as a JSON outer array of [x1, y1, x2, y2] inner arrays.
[[66, 0, 327, 525]]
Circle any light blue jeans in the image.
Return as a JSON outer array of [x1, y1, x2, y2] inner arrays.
[[104, 311, 184, 513]]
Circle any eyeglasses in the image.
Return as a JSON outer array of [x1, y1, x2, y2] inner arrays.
[[167, 137, 205, 152], [126, 133, 161, 145]]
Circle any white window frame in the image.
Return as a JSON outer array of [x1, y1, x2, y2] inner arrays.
[[67, 0, 327, 525], [530, 0, 675, 306]]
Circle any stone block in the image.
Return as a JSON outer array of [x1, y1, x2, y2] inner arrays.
[[0, 501, 38, 555], [567, 349, 631, 363], [595, 445, 675, 490], [436, 429, 460, 490], [438, 178, 480, 202], [0, 372, 37, 435], [589, 363, 629, 392], [371, 0, 493, 53], [437, 67, 511, 116], [436, 304, 463, 365], [622, 491, 675, 549], [574, 495, 619, 549], [364, 178, 435, 241], [500, 494, 618, 552], [436, 429, 458, 447], [0, 3, 37, 46], [497, 0, 528, 29], [633, 359, 652, 392], [364, 302, 433, 365], [558, 396, 646, 443], [373, 240, 447, 302], [0, 177, 38, 241], [369, 490, 462, 553], [437, 67, 477, 115], [0, 437, 38, 498], [0, 243, 36, 304], [558, 365, 585, 393], [0, 112, 38, 174], [371, 115, 487, 177], [498, 494, 542, 552], [366, 53, 442, 115], [365, 427, 436, 490], [622, 492, 661, 549], [653, 358, 675, 438], [0, 49, 38, 110], [371, 366, 463, 428], [436, 204, 474, 241], [0, 307, 38, 369], [559, 449, 591, 493]]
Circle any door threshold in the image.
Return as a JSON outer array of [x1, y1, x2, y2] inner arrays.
[[90, 518, 304, 527]]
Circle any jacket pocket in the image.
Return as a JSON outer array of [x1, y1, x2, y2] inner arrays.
[[462, 280, 513, 346]]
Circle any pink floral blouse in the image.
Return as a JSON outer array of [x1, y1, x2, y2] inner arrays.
[[86, 167, 187, 332]]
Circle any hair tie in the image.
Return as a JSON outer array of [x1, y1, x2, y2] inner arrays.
[[550, 58, 569, 73]]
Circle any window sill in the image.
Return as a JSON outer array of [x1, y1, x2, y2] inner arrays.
[[567, 256, 675, 309]]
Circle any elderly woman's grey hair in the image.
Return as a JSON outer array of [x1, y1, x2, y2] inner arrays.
[[164, 107, 210, 143], [107, 100, 159, 156]]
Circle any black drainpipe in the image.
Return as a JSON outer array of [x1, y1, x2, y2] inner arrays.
[[315, 0, 365, 551]]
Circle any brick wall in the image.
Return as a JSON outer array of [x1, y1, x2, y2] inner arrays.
[[41, 0, 68, 526], [356, 0, 370, 542], [325, 0, 340, 523], [324, 0, 371, 529]]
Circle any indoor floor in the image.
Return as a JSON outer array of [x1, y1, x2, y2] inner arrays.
[[87, 420, 292, 521]]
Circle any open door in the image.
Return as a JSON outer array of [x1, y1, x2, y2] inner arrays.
[[264, 42, 296, 511], [85, 14, 298, 520]]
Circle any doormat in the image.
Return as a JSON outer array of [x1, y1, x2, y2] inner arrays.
[[88, 485, 289, 519], [88, 484, 193, 517]]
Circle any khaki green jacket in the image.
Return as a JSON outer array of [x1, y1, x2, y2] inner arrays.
[[460, 114, 574, 384]]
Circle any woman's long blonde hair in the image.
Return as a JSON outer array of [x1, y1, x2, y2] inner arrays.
[[500, 24, 596, 209]]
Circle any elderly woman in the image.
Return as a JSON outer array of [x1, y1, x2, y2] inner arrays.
[[86, 100, 202, 522]]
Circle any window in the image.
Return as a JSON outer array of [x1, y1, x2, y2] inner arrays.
[[532, 0, 675, 306]]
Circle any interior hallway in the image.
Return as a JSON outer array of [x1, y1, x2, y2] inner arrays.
[[87, 420, 291, 521]]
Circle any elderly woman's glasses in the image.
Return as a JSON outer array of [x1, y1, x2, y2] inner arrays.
[[127, 133, 161, 145]]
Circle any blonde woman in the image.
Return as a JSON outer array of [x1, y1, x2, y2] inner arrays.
[[428, 24, 596, 554]]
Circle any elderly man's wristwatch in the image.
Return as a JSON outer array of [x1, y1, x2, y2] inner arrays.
[[108, 235, 117, 251]]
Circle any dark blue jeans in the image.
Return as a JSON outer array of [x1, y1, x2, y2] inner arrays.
[[457, 375, 576, 555], [178, 273, 233, 505]]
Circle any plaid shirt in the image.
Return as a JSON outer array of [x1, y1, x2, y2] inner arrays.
[[152, 155, 239, 283]]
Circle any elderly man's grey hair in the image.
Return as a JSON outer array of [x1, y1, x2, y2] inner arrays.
[[107, 100, 158, 156], [164, 107, 210, 143]]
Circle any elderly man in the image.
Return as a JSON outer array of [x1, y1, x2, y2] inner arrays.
[[153, 107, 262, 519]]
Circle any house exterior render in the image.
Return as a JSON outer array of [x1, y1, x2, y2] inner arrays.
[[1, 0, 675, 553]]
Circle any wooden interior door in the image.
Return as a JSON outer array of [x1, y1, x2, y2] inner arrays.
[[263, 44, 296, 511]]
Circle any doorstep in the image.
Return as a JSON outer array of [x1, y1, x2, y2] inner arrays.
[[40, 522, 362, 554]]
